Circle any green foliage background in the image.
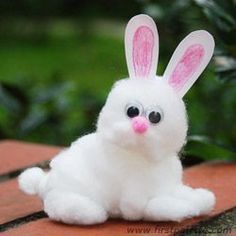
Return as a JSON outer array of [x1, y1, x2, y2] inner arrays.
[[0, 0, 235, 162]]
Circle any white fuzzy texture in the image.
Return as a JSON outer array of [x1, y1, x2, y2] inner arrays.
[[18, 78, 215, 225], [18, 14, 216, 225], [18, 167, 46, 195]]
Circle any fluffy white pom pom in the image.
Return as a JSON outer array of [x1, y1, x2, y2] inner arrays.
[[18, 167, 45, 195]]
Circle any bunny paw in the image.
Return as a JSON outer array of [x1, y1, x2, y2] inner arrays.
[[44, 192, 108, 225], [144, 196, 200, 222], [174, 186, 215, 215]]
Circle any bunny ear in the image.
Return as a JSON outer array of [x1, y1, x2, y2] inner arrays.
[[163, 30, 215, 97], [125, 14, 159, 79]]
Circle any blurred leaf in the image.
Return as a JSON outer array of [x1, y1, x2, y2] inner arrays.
[[19, 107, 47, 134], [195, 0, 236, 82], [214, 55, 236, 82], [195, 0, 236, 31], [33, 80, 72, 104], [0, 83, 23, 113], [185, 135, 236, 160]]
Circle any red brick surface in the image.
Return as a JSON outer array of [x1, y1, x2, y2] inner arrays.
[[0, 140, 62, 175], [229, 230, 236, 236], [0, 179, 42, 225], [3, 162, 236, 236], [1, 218, 199, 236]]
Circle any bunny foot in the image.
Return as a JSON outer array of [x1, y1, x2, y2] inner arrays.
[[173, 186, 215, 215], [44, 191, 108, 225], [144, 196, 200, 222]]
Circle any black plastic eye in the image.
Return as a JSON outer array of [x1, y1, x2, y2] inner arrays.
[[146, 107, 163, 124], [148, 111, 161, 124], [127, 106, 140, 118], [126, 102, 143, 118]]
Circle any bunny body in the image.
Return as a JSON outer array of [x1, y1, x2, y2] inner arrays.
[[19, 15, 216, 225]]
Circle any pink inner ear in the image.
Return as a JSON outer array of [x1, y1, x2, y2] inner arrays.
[[169, 44, 205, 90], [133, 26, 154, 78]]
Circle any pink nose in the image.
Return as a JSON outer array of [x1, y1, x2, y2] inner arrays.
[[132, 116, 149, 134]]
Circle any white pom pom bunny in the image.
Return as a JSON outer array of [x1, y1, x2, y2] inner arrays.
[[19, 14, 215, 225]]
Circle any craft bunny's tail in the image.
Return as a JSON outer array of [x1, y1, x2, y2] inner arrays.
[[18, 167, 47, 195]]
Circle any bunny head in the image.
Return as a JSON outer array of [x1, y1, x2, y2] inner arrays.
[[97, 15, 214, 160]]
